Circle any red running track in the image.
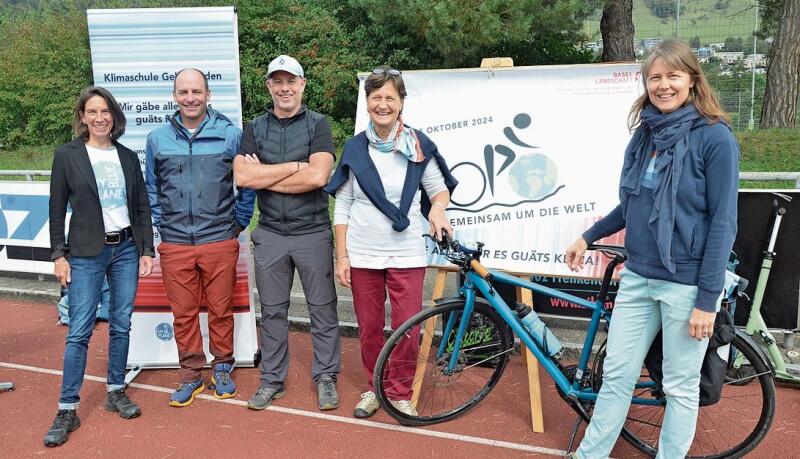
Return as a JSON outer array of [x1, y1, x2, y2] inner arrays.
[[0, 298, 797, 458]]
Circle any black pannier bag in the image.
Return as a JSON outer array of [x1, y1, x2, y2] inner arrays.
[[644, 307, 736, 406]]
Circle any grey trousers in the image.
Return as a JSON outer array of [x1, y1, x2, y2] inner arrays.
[[251, 226, 341, 390]]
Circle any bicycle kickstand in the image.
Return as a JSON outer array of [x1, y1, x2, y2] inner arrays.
[[566, 414, 584, 454]]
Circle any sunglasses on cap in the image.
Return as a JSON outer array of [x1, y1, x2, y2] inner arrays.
[[372, 68, 402, 76]]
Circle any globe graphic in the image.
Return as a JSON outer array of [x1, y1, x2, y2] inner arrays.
[[507, 153, 558, 200]]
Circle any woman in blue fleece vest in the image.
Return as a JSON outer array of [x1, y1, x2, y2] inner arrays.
[[565, 40, 739, 458]]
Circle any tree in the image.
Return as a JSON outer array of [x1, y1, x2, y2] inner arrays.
[[723, 36, 745, 52], [760, 0, 800, 128], [600, 0, 635, 61], [0, 9, 92, 148], [330, 0, 597, 68], [644, 0, 676, 19]]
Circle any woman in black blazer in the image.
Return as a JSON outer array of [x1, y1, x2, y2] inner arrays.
[[45, 86, 154, 447]]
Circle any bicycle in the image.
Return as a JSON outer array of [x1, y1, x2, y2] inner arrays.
[[373, 235, 776, 458], [733, 191, 799, 385]]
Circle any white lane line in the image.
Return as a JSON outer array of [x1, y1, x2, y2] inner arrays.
[[1, 360, 566, 456]]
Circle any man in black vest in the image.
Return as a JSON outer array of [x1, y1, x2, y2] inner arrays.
[[234, 55, 340, 412]]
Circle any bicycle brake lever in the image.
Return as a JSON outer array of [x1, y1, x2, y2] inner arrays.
[[771, 192, 792, 203], [423, 233, 451, 251], [438, 229, 453, 250]]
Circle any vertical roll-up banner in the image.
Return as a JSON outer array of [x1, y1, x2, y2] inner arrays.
[[87, 7, 258, 368]]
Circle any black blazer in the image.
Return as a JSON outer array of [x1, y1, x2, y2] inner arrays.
[[49, 138, 155, 260]]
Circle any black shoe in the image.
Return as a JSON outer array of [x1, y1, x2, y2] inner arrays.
[[43, 409, 80, 447], [105, 389, 141, 419]]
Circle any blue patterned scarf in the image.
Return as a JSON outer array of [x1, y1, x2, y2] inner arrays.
[[365, 117, 424, 163], [620, 103, 707, 273]]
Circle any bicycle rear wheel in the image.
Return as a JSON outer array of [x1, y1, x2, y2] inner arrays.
[[597, 333, 776, 458], [373, 299, 513, 426]]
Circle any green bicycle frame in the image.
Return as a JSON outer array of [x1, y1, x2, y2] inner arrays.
[[737, 199, 799, 383]]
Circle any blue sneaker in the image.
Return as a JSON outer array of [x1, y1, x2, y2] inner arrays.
[[211, 363, 236, 399], [169, 379, 205, 407]]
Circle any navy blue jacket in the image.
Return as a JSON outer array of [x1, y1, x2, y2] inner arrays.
[[583, 121, 739, 311], [324, 130, 457, 231]]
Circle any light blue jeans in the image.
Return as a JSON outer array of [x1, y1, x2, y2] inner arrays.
[[59, 238, 140, 410], [576, 268, 712, 459]]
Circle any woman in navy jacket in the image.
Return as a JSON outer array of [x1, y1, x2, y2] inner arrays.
[[325, 67, 456, 419], [565, 40, 739, 458], [45, 86, 154, 447]]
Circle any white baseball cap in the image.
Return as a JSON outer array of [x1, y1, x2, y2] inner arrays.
[[267, 55, 304, 79]]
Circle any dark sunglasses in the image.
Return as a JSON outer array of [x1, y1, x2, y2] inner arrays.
[[372, 67, 402, 76]]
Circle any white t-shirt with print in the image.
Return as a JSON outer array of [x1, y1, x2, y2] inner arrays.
[[85, 144, 131, 232]]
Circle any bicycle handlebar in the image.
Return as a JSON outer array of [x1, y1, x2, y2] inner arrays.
[[771, 192, 792, 203], [469, 259, 493, 281], [426, 233, 626, 285]]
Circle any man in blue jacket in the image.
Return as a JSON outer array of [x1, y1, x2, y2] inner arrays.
[[146, 68, 255, 407]]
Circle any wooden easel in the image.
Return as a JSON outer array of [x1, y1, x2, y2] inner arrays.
[[411, 56, 544, 434]]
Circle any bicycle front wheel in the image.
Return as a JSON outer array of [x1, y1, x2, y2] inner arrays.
[[613, 333, 776, 459], [373, 300, 513, 426]]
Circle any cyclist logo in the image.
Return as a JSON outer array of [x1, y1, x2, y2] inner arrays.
[[449, 113, 563, 211]]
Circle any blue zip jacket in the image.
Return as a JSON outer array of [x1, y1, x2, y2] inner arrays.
[[583, 121, 739, 312], [145, 108, 255, 245]]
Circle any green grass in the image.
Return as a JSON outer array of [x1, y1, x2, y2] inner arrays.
[[0, 144, 55, 180], [735, 127, 800, 189], [2, 126, 797, 190], [583, 0, 759, 44], [736, 128, 800, 172], [0, 144, 54, 169]]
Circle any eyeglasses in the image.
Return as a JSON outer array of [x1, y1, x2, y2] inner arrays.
[[372, 68, 402, 76]]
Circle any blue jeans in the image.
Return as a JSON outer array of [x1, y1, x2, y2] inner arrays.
[[59, 239, 140, 410], [577, 268, 714, 459]]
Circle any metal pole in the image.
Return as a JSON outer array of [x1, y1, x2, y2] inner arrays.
[[676, 0, 681, 37], [748, 1, 759, 130], [738, 92, 742, 130]]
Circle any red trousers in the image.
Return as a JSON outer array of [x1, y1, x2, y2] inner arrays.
[[158, 238, 239, 382], [350, 267, 425, 399]]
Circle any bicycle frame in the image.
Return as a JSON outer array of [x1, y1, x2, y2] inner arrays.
[[736, 192, 799, 384], [439, 258, 662, 407]]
